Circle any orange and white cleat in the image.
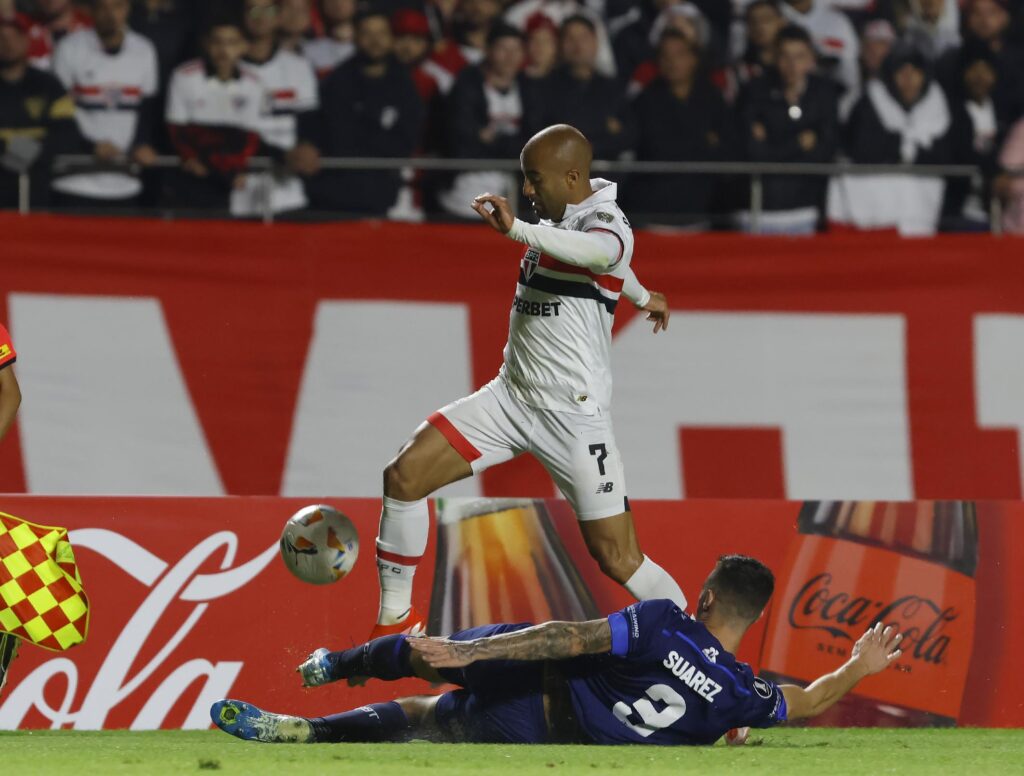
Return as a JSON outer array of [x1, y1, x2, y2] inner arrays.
[[346, 608, 428, 687], [367, 606, 427, 641]]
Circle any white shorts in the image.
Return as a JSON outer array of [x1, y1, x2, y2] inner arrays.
[[427, 376, 630, 521]]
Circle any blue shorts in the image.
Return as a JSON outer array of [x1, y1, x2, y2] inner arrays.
[[433, 623, 549, 744]]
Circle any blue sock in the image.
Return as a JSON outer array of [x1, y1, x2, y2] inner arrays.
[[324, 635, 414, 682], [309, 701, 410, 743]]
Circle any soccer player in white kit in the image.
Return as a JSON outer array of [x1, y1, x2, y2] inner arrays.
[[371, 124, 685, 639]]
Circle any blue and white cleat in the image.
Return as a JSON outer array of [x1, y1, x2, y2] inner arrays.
[[210, 699, 314, 743], [297, 647, 334, 687]]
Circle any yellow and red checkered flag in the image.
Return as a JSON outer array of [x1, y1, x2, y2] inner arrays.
[[0, 512, 89, 651]]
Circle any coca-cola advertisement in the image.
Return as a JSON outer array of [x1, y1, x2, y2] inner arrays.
[[1, 496, 1023, 730]]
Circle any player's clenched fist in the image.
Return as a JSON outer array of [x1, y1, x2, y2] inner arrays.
[[472, 193, 515, 234]]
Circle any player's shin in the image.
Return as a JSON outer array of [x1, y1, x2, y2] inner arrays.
[[323, 635, 416, 683], [309, 701, 412, 743], [624, 555, 688, 610], [376, 496, 429, 626]]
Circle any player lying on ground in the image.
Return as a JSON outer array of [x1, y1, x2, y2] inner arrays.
[[369, 122, 684, 643], [211, 555, 903, 746]]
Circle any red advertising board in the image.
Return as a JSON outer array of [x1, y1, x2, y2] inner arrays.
[[1, 214, 1023, 501], [1, 496, 1022, 730]]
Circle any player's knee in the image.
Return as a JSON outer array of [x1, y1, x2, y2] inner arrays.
[[588, 541, 643, 584], [383, 456, 428, 501], [394, 695, 438, 728]]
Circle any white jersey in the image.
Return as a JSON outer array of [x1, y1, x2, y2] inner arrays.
[[244, 47, 318, 150], [500, 179, 634, 415], [232, 47, 318, 215], [51, 28, 158, 199], [166, 59, 267, 131]]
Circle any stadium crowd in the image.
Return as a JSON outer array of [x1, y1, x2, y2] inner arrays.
[[1, 0, 1023, 232]]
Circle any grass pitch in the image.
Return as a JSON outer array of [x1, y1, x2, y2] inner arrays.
[[2, 729, 1022, 775]]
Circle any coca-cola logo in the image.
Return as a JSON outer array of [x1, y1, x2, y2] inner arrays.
[[787, 573, 958, 665], [0, 528, 277, 730]]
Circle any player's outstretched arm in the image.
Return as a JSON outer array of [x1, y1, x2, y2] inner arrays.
[[409, 619, 612, 669], [472, 194, 619, 273], [781, 623, 903, 720]]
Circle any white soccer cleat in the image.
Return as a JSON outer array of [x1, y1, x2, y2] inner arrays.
[[297, 647, 334, 687]]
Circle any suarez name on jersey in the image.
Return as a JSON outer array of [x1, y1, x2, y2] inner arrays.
[[562, 598, 788, 746]]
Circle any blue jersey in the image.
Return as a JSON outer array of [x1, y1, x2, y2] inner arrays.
[[563, 599, 788, 745]]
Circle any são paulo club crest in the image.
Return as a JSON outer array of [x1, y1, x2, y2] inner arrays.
[[522, 248, 540, 280]]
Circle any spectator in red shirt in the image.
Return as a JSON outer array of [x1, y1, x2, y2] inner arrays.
[[25, 0, 92, 71]]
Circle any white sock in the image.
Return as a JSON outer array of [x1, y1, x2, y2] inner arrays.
[[375, 496, 429, 625], [624, 555, 688, 610]]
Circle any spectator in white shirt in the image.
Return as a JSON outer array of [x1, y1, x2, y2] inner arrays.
[[164, 15, 273, 210], [50, 0, 159, 207], [236, 0, 320, 216]]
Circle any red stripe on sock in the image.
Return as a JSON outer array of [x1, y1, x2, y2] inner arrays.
[[427, 411, 482, 463], [377, 548, 423, 566]]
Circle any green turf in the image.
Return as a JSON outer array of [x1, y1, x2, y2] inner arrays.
[[1, 729, 1022, 775]]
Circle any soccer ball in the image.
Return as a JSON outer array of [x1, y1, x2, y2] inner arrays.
[[279, 504, 359, 585]]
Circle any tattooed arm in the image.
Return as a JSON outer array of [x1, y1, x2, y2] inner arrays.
[[408, 620, 613, 668]]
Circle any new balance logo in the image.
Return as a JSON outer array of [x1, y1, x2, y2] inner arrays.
[[596, 482, 614, 494]]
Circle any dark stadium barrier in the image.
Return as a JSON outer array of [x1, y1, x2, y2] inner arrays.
[[0, 496, 1018, 730]]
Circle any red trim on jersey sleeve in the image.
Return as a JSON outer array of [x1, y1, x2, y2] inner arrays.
[[427, 411, 482, 463], [0, 324, 16, 370], [537, 253, 625, 293], [376, 547, 423, 566]]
